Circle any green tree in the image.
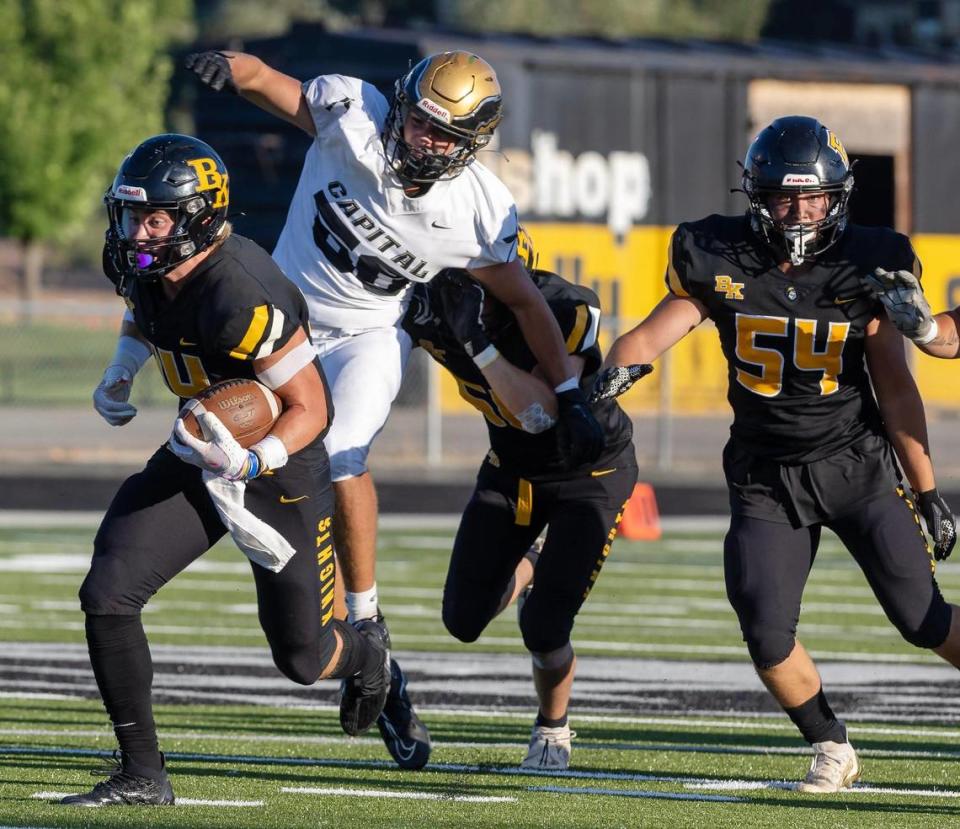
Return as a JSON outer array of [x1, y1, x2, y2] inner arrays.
[[0, 0, 192, 313], [437, 0, 770, 41]]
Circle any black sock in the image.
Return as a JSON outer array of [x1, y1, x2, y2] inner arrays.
[[328, 618, 380, 679], [535, 711, 568, 729], [784, 688, 846, 745], [85, 614, 162, 772]]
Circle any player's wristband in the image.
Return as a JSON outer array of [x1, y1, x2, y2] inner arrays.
[[243, 451, 261, 480], [251, 434, 288, 473], [110, 335, 152, 378], [914, 317, 939, 345], [554, 377, 580, 394], [472, 344, 501, 370]]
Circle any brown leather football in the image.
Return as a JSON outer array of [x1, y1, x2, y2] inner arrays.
[[179, 379, 282, 449]]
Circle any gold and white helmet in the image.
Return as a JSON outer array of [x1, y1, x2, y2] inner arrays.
[[383, 50, 502, 184]]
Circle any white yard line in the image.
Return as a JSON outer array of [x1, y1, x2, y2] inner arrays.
[[685, 780, 960, 799], [528, 785, 741, 803], [281, 786, 516, 802], [31, 792, 262, 806]]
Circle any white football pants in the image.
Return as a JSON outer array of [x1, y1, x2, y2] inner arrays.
[[312, 323, 413, 481]]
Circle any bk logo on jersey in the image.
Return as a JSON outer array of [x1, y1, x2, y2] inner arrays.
[[714, 275, 744, 300], [186, 157, 229, 208]]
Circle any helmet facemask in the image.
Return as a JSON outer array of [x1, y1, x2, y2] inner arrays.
[[743, 177, 853, 266], [382, 52, 502, 186], [105, 195, 217, 280]]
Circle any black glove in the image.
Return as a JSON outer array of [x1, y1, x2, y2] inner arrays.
[[435, 271, 491, 358], [590, 364, 654, 403], [916, 488, 957, 561], [185, 51, 238, 94], [555, 387, 605, 468]]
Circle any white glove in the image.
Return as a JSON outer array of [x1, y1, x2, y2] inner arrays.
[[863, 268, 938, 344], [93, 365, 137, 426], [169, 412, 256, 480]]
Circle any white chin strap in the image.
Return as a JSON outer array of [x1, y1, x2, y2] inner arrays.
[[783, 227, 818, 266]]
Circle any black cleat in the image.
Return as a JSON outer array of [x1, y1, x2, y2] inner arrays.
[[377, 657, 432, 770], [60, 753, 174, 807], [339, 618, 391, 736]]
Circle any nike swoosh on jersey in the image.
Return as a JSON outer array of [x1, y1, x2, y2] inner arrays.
[[833, 296, 859, 304], [179, 337, 198, 346], [279, 495, 309, 504], [591, 468, 617, 477], [431, 220, 452, 229]]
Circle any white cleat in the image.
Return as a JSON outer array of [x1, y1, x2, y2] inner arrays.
[[520, 723, 575, 770], [796, 736, 861, 793]]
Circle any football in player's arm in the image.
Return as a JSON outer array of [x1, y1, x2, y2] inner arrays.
[[401, 239, 638, 770], [184, 49, 604, 769], [69, 135, 391, 808], [598, 116, 960, 794]]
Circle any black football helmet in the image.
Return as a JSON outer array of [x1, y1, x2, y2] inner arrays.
[[105, 134, 230, 280], [382, 51, 502, 185], [741, 115, 853, 265]]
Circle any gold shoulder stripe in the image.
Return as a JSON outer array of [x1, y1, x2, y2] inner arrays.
[[565, 304, 589, 353], [912, 253, 922, 279], [666, 261, 690, 298], [230, 305, 270, 360]]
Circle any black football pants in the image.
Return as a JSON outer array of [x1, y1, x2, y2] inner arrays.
[[81, 442, 344, 681], [442, 445, 638, 654], [725, 488, 952, 669]]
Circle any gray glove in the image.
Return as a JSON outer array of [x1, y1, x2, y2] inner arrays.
[[93, 365, 137, 426], [590, 364, 654, 403], [862, 268, 936, 343]]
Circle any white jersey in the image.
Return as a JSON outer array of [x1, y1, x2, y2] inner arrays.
[[273, 74, 519, 332]]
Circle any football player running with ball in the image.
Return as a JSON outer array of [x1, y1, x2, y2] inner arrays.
[[71, 135, 390, 806], [402, 230, 641, 770], [184, 48, 603, 769], [595, 116, 960, 793]]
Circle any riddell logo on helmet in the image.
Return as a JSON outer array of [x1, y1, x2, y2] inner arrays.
[[782, 173, 820, 186], [417, 98, 451, 123], [116, 185, 147, 201]]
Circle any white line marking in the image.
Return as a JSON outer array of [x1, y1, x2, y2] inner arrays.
[[281, 786, 516, 803], [31, 791, 262, 806], [528, 785, 741, 803], [685, 780, 960, 799], [0, 510, 731, 532]]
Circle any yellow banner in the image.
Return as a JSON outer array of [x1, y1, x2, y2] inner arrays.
[[438, 226, 960, 416]]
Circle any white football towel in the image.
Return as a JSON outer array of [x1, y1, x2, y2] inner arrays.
[[203, 472, 296, 573]]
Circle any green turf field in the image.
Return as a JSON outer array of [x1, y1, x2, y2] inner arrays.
[[0, 322, 169, 405], [2, 520, 960, 827]]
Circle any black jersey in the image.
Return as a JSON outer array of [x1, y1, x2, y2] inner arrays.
[[106, 234, 324, 405], [402, 269, 633, 479], [666, 214, 918, 463]]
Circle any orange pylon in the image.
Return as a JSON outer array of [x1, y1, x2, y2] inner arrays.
[[619, 482, 662, 540]]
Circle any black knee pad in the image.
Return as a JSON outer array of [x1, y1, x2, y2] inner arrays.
[[519, 607, 569, 655], [896, 596, 952, 649], [79, 564, 144, 616], [270, 637, 325, 686], [441, 595, 485, 644], [743, 626, 795, 670]]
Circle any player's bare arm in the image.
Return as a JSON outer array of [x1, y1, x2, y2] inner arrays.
[[252, 327, 328, 453], [865, 315, 936, 492], [469, 259, 576, 388], [187, 50, 315, 136], [923, 308, 960, 358], [604, 292, 708, 368], [482, 355, 580, 423]]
